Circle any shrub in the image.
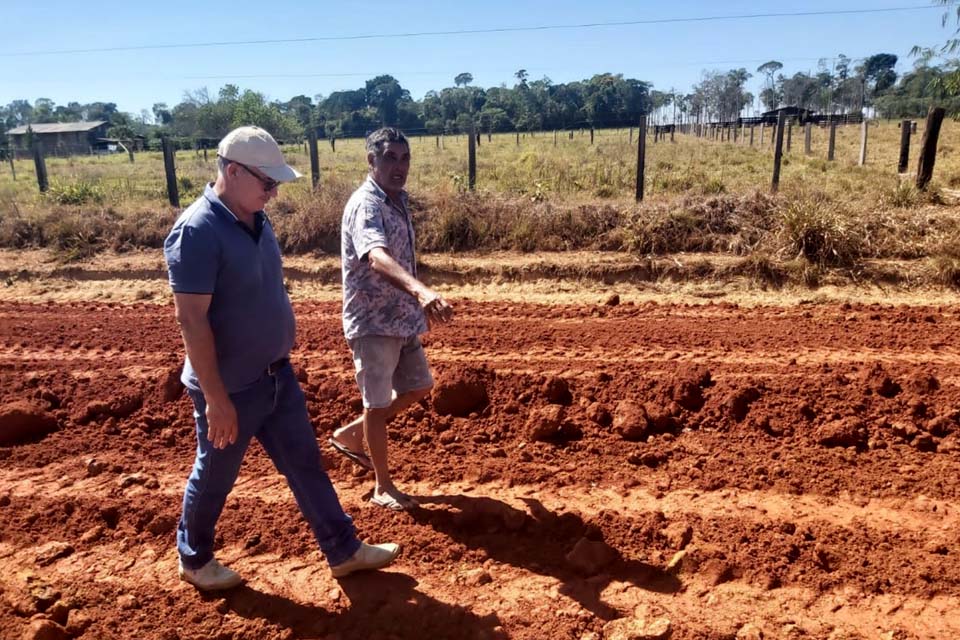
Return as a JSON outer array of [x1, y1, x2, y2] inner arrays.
[[882, 181, 921, 208], [932, 255, 960, 288], [776, 191, 862, 266], [46, 180, 105, 205]]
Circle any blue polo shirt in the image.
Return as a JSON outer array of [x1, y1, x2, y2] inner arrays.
[[164, 184, 295, 394]]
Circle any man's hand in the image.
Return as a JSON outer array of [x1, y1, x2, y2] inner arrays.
[[367, 248, 454, 326], [205, 396, 239, 449], [421, 292, 454, 326]]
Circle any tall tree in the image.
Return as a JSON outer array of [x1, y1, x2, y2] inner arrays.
[[365, 75, 408, 125], [757, 60, 783, 110]]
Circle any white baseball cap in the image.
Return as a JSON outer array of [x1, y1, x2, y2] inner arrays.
[[217, 126, 302, 183]]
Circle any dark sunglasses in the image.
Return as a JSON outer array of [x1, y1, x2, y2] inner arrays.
[[227, 159, 280, 192]]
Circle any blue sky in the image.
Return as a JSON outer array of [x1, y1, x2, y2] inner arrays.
[[1, 0, 954, 117]]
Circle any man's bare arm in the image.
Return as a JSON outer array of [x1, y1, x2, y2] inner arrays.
[[173, 293, 238, 449], [368, 247, 453, 325]]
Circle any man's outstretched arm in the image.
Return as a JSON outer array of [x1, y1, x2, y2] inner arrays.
[[368, 247, 453, 325]]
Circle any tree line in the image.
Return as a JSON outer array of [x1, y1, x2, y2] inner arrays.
[[1, 56, 957, 148]]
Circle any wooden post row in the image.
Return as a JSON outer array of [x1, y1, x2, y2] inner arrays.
[[32, 142, 48, 193], [771, 112, 786, 193], [827, 121, 837, 161], [636, 115, 647, 202], [898, 119, 912, 173], [307, 128, 320, 189], [161, 138, 179, 207], [917, 106, 946, 190], [468, 121, 477, 191], [858, 120, 868, 166]]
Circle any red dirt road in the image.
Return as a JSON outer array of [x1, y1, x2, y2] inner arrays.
[[1, 299, 959, 639]]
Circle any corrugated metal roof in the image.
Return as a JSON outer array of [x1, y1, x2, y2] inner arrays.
[[6, 121, 107, 135]]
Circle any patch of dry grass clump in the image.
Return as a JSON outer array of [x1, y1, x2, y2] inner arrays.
[[773, 189, 863, 267], [415, 189, 625, 252], [625, 191, 777, 255], [0, 206, 173, 261], [269, 178, 352, 255]]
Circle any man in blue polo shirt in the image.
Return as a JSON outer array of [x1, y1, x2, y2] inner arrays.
[[164, 125, 399, 591], [331, 127, 454, 512]]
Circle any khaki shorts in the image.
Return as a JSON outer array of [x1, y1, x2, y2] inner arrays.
[[348, 335, 434, 409]]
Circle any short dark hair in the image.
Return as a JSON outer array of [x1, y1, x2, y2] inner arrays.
[[365, 127, 409, 156]]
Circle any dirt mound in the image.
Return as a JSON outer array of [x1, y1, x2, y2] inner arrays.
[[0, 401, 58, 445], [431, 366, 491, 417]]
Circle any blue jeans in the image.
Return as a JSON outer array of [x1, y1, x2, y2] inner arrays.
[[177, 361, 360, 569]]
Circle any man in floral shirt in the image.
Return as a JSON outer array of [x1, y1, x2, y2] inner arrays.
[[331, 127, 453, 511]]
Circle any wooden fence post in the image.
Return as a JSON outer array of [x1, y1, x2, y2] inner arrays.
[[804, 123, 812, 155], [554, 130, 558, 146], [827, 121, 837, 161], [435, 135, 439, 149], [786, 120, 793, 153], [487, 132, 491, 143], [590, 127, 594, 144], [468, 121, 476, 191], [771, 112, 786, 193], [516, 132, 520, 146], [858, 120, 868, 166], [307, 128, 320, 189], [7, 154, 15, 181], [898, 119, 912, 174], [670, 126, 675, 142], [161, 137, 179, 207], [917, 106, 946, 190], [629, 127, 633, 144], [750, 126, 754, 147], [759, 124, 765, 146], [32, 142, 48, 193], [636, 115, 647, 202]]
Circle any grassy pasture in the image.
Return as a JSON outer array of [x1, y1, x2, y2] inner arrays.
[[1, 121, 959, 286]]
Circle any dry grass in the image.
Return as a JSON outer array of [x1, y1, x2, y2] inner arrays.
[[1, 122, 960, 287]]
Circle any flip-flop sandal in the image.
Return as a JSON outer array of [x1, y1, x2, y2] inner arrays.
[[328, 438, 374, 470], [370, 493, 411, 511]]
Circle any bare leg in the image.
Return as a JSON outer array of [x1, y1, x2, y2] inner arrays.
[[332, 388, 429, 454]]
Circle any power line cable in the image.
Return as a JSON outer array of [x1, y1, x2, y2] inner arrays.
[[0, 5, 941, 57], [179, 55, 876, 81]]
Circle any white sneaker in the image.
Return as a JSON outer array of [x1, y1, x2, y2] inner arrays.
[[330, 542, 400, 578], [178, 558, 244, 590]]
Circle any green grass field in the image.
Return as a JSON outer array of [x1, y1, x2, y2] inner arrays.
[[1, 121, 959, 285]]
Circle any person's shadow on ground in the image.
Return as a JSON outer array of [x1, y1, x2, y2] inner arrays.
[[411, 493, 680, 620], [215, 570, 505, 640]]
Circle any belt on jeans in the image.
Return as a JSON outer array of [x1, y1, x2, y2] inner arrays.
[[266, 358, 289, 376]]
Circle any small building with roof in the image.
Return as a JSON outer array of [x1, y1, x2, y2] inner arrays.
[[6, 121, 109, 155]]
